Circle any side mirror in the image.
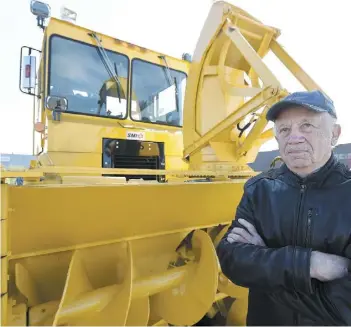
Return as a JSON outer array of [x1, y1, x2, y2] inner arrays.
[[46, 96, 68, 121], [46, 96, 68, 111], [19, 46, 41, 97]]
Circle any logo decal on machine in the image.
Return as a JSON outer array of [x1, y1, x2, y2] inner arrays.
[[126, 131, 146, 140]]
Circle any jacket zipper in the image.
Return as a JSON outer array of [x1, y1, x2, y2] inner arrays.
[[305, 209, 312, 246], [294, 184, 306, 246], [293, 183, 306, 326]]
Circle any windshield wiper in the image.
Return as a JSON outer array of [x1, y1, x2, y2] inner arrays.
[[158, 55, 180, 113], [113, 62, 122, 101], [89, 32, 122, 104]]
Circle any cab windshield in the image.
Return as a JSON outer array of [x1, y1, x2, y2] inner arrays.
[[131, 59, 187, 127], [48, 35, 187, 127], [48, 35, 129, 118]]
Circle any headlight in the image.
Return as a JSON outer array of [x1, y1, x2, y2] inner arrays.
[[30, 0, 51, 19]]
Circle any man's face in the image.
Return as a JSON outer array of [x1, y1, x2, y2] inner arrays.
[[274, 106, 340, 174]]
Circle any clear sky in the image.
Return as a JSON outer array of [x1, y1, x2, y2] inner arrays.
[[1, 0, 350, 154]]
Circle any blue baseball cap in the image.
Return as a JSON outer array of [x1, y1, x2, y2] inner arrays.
[[266, 90, 337, 122]]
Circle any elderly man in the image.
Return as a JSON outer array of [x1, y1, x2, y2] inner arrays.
[[217, 90, 351, 326]]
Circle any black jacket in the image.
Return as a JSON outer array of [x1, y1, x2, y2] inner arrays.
[[217, 154, 351, 326]]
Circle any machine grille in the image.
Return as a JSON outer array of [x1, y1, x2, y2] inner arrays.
[[102, 138, 165, 181], [113, 155, 159, 170]]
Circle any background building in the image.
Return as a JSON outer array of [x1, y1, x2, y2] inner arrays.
[[1, 154, 35, 169]]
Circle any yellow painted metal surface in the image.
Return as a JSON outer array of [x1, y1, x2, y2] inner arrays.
[[218, 272, 248, 300], [270, 39, 324, 92], [7, 181, 243, 257], [7, 303, 27, 326], [1, 293, 8, 326], [1, 166, 256, 182], [2, 1, 327, 325], [29, 301, 59, 326], [1, 255, 8, 299], [42, 116, 187, 171], [181, 1, 316, 173], [44, 230, 218, 326], [1, 213, 8, 258], [1, 183, 9, 325], [4, 180, 245, 325], [226, 297, 249, 326], [34, 17, 189, 171], [150, 230, 219, 325]]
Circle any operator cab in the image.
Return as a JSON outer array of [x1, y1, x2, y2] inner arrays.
[[20, 1, 189, 181]]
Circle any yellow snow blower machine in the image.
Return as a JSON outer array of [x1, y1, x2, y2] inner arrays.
[[1, 0, 325, 325]]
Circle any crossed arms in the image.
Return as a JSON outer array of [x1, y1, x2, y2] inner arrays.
[[216, 188, 351, 325]]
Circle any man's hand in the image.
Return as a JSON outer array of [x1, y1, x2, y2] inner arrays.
[[227, 219, 266, 246], [310, 251, 350, 281]]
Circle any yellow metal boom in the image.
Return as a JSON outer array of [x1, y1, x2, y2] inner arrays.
[[183, 1, 323, 173]]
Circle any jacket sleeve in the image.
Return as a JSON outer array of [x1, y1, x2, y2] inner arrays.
[[216, 181, 313, 294], [268, 274, 351, 325]]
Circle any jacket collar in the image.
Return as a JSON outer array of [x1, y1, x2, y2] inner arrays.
[[279, 153, 338, 187]]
